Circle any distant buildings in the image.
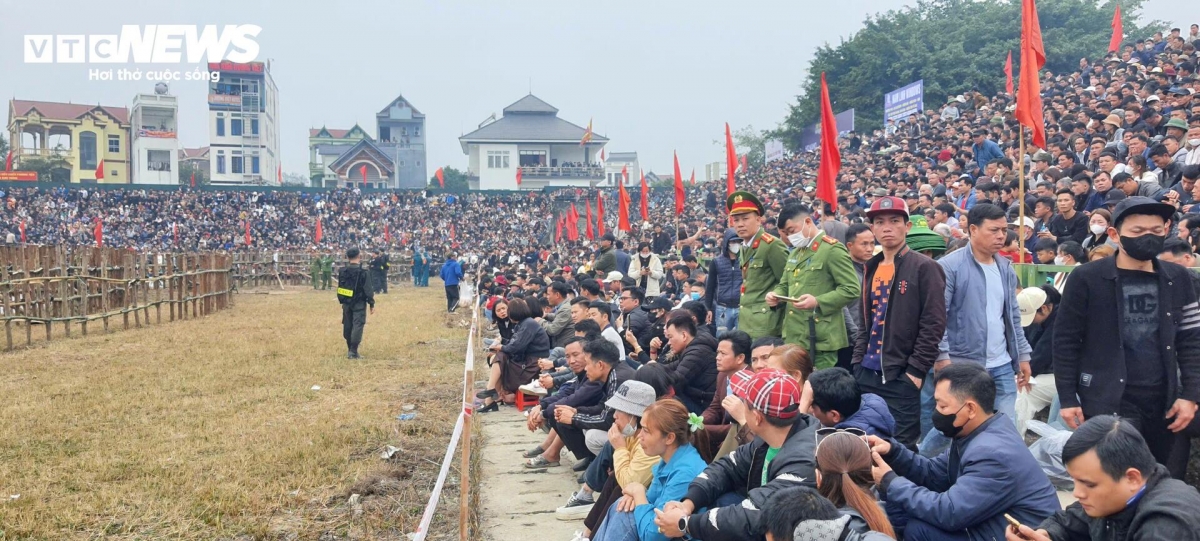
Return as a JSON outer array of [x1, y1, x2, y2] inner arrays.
[[7, 99, 131, 183], [308, 94, 428, 189], [130, 85, 179, 185], [458, 94, 608, 191], [206, 60, 281, 186]]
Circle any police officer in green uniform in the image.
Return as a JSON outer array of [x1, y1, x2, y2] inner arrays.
[[766, 201, 861, 369], [320, 253, 334, 290], [310, 248, 322, 289], [727, 191, 789, 339]]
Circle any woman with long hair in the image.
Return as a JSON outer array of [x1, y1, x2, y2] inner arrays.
[[491, 299, 514, 344], [814, 430, 896, 538], [477, 297, 549, 412], [590, 399, 710, 541]]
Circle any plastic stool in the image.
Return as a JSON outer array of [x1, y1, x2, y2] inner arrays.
[[515, 389, 540, 411]]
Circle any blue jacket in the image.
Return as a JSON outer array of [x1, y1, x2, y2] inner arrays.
[[633, 444, 707, 541], [837, 393, 895, 438], [937, 244, 1032, 369], [880, 414, 1061, 541], [971, 140, 1004, 172], [440, 259, 463, 286], [705, 229, 744, 310], [615, 249, 632, 277]]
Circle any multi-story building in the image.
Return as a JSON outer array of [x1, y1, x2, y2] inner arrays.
[[459, 94, 608, 190], [311, 94, 427, 189], [130, 84, 179, 185], [604, 152, 640, 187], [206, 60, 280, 186], [7, 99, 130, 183]]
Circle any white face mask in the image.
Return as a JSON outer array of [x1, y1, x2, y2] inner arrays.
[[1054, 256, 1065, 266], [1090, 223, 1108, 235], [728, 242, 742, 254], [788, 233, 808, 248], [1189, 138, 1200, 148], [620, 420, 638, 438]]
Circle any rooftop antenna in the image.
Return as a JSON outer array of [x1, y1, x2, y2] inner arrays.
[[529, 77, 532, 95]]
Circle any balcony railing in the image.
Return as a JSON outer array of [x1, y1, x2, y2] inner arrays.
[[519, 166, 603, 179]]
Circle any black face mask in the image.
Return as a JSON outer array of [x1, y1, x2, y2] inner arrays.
[[931, 404, 967, 439], [1120, 233, 1166, 261]]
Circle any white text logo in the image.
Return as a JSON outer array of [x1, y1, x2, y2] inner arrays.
[[24, 25, 261, 64]]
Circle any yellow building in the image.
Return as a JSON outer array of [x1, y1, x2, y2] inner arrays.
[[7, 99, 131, 183]]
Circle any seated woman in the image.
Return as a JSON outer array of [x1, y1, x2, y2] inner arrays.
[[766, 344, 814, 409], [814, 429, 896, 538], [477, 298, 550, 412], [702, 330, 755, 459], [590, 398, 709, 541], [490, 299, 514, 345]]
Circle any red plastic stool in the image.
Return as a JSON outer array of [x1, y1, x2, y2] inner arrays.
[[515, 390, 540, 411]]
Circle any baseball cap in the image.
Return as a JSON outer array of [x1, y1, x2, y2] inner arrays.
[[1009, 217, 1036, 229], [866, 196, 910, 220], [1111, 196, 1175, 228], [1017, 287, 1048, 327], [604, 380, 657, 417], [1104, 189, 1128, 205], [601, 232, 616, 242], [731, 368, 802, 420], [605, 271, 624, 283], [641, 296, 672, 313]]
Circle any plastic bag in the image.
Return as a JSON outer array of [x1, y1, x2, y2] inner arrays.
[[1027, 420, 1074, 490]]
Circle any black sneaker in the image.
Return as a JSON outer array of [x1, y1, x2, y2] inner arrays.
[[554, 490, 594, 521]]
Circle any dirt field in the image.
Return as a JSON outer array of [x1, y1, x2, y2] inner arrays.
[[0, 283, 476, 540]]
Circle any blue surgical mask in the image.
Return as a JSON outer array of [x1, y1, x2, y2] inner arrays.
[[690, 292, 701, 301]]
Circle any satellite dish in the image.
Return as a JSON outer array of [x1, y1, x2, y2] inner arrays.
[[154, 83, 169, 95]]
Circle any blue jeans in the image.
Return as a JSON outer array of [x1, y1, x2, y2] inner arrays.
[[586, 442, 615, 492], [715, 305, 739, 334], [592, 500, 639, 541], [918, 363, 1019, 458]]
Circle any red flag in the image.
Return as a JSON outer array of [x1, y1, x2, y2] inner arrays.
[[1004, 50, 1014, 95], [580, 118, 594, 146], [597, 194, 606, 237], [516, 167, 523, 187], [740, 154, 748, 173], [93, 218, 103, 247], [384, 223, 391, 242], [1015, 0, 1047, 149], [95, 159, 105, 180], [689, 168, 695, 187], [244, 221, 252, 245], [639, 170, 649, 222], [815, 72, 840, 209], [449, 223, 456, 241], [617, 178, 631, 232], [435, 167, 445, 188], [4, 150, 12, 172], [1109, 5, 1123, 52], [674, 151, 685, 216], [724, 123, 736, 196], [172, 222, 177, 244], [567, 204, 580, 241], [359, 164, 368, 185], [18, 220, 26, 243], [190, 171, 196, 188], [277, 164, 282, 184], [555, 216, 564, 243], [586, 200, 594, 240], [315, 217, 323, 243]]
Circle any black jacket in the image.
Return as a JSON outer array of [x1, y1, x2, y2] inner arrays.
[[619, 308, 651, 356], [1040, 465, 1200, 541], [683, 414, 820, 541], [1024, 308, 1057, 377], [570, 361, 635, 431], [1053, 257, 1200, 415], [662, 332, 718, 410], [852, 247, 947, 381], [337, 264, 376, 308]]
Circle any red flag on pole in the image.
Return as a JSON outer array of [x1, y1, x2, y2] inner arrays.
[[724, 123, 737, 197], [359, 164, 368, 185], [1015, 0, 1047, 149], [673, 151, 685, 216], [740, 154, 748, 174], [567, 204, 580, 241], [1109, 5, 1123, 52], [617, 178, 631, 233], [315, 217, 323, 243], [449, 223, 456, 241], [585, 200, 594, 240], [555, 216, 564, 243], [4, 150, 12, 172], [1004, 50, 1014, 95], [277, 164, 282, 184], [18, 221, 26, 243], [639, 169, 649, 222], [435, 167, 445, 188], [190, 171, 196, 188], [244, 221, 252, 246], [816, 72, 840, 209], [384, 223, 391, 243], [516, 167, 523, 187], [597, 194, 606, 237], [94, 218, 103, 247], [689, 168, 695, 187], [95, 159, 105, 180]]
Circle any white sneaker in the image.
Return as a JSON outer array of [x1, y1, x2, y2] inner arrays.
[[519, 379, 548, 397], [568, 531, 590, 541], [555, 490, 594, 520]]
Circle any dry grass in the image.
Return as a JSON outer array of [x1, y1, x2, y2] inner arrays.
[[0, 283, 477, 540]]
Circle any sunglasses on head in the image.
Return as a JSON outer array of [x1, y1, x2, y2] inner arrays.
[[814, 427, 869, 454]]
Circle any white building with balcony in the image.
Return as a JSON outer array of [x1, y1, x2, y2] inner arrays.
[[130, 85, 179, 185], [459, 95, 608, 190], [206, 60, 280, 186]]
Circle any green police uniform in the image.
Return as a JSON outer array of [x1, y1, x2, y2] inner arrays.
[[728, 191, 790, 339], [310, 254, 322, 289], [320, 255, 334, 290], [773, 230, 861, 369]]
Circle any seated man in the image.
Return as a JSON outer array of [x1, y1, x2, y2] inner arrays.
[[524, 335, 602, 468], [806, 367, 896, 438], [761, 486, 893, 541], [870, 363, 1061, 541], [1015, 285, 1062, 437], [1007, 415, 1200, 541], [653, 369, 820, 541], [545, 339, 634, 469]]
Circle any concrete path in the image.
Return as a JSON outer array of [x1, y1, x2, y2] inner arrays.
[[478, 406, 588, 541]]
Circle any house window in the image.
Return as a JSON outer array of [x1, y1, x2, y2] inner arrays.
[[216, 152, 226, 174], [148, 150, 171, 171], [401, 127, 408, 136], [251, 156, 260, 174], [231, 119, 243, 136], [108, 135, 120, 153], [216, 117, 225, 136], [251, 119, 259, 135], [79, 132, 97, 170], [232, 156, 244, 174], [415, 127, 421, 137], [487, 150, 511, 169]]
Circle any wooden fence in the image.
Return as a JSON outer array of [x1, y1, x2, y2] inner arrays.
[[0, 246, 233, 351], [231, 252, 413, 289]]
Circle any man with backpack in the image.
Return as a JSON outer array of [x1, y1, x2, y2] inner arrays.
[[337, 247, 376, 359]]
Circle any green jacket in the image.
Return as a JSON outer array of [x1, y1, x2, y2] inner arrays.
[[320, 255, 334, 272], [594, 246, 617, 276], [309, 256, 321, 274], [736, 229, 789, 338], [773, 230, 861, 351]]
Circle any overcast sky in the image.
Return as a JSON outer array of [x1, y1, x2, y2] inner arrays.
[[2, 0, 1195, 180]]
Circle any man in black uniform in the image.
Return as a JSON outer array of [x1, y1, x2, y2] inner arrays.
[[369, 249, 390, 294], [338, 247, 376, 359]]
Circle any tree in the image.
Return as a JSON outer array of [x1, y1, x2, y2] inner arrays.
[[776, 0, 1155, 149], [16, 155, 71, 182], [178, 161, 209, 186], [0, 133, 9, 159], [281, 172, 308, 187], [430, 166, 470, 190], [713, 125, 769, 169]]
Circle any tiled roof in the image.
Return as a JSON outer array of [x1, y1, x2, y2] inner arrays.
[[10, 99, 130, 124], [179, 147, 210, 159], [310, 128, 352, 138], [503, 94, 559, 115]]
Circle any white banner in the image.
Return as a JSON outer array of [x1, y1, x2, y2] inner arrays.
[[764, 140, 785, 163]]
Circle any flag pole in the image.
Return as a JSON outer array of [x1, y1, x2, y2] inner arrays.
[[1018, 128, 1027, 261]]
